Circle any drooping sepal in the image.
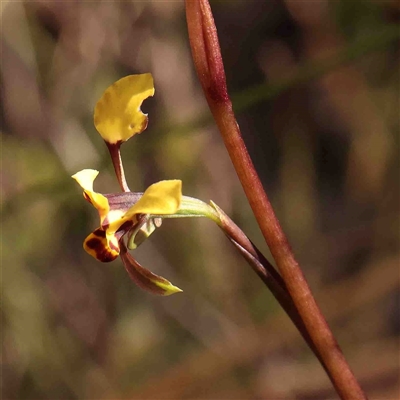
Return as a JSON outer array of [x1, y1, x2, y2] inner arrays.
[[120, 242, 182, 296]]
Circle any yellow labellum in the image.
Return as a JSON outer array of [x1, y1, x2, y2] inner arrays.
[[83, 228, 120, 262], [94, 74, 155, 144]]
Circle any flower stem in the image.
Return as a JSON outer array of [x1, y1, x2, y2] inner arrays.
[[106, 142, 130, 192], [185, 1, 366, 399]]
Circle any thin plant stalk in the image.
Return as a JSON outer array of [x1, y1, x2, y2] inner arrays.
[[106, 142, 130, 192], [185, 1, 367, 399], [210, 202, 335, 373]]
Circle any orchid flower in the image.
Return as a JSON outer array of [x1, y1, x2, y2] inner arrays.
[[73, 74, 218, 295]]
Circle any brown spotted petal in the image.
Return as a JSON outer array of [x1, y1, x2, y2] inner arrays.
[[83, 228, 123, 262], [120, 242, 182, 296]]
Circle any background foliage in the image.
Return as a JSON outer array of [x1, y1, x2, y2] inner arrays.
[[2, 1, 399, 399]]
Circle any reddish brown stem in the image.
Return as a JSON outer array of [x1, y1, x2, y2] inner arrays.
[[106, 142, 130, 192], [212, 203, 333, 372], [185, 1, 367, 399]]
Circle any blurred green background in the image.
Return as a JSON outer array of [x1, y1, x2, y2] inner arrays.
[[1, 1, 399, 399]]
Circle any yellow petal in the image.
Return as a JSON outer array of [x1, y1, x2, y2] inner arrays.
[[94, 74, 155, 144], [72, 169, 110, 224], [111, 180, 181, 233]]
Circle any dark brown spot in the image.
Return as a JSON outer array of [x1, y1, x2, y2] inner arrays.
[[92, 229, 106, 238], [85, 237, 101, 250], [85, 229, 118, 262]]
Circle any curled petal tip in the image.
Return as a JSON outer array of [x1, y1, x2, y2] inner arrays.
[[72, 169, 110, 223], [163, 284, 183, 296], [71, 169, 100, 191]]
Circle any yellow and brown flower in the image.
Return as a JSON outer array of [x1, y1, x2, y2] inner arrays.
[[73, 73, 220, 295], [72, 169, 183, 295]]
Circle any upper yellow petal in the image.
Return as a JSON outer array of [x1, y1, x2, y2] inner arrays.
[[94, 74, 155, 144], [72, 169, 110, 224]]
